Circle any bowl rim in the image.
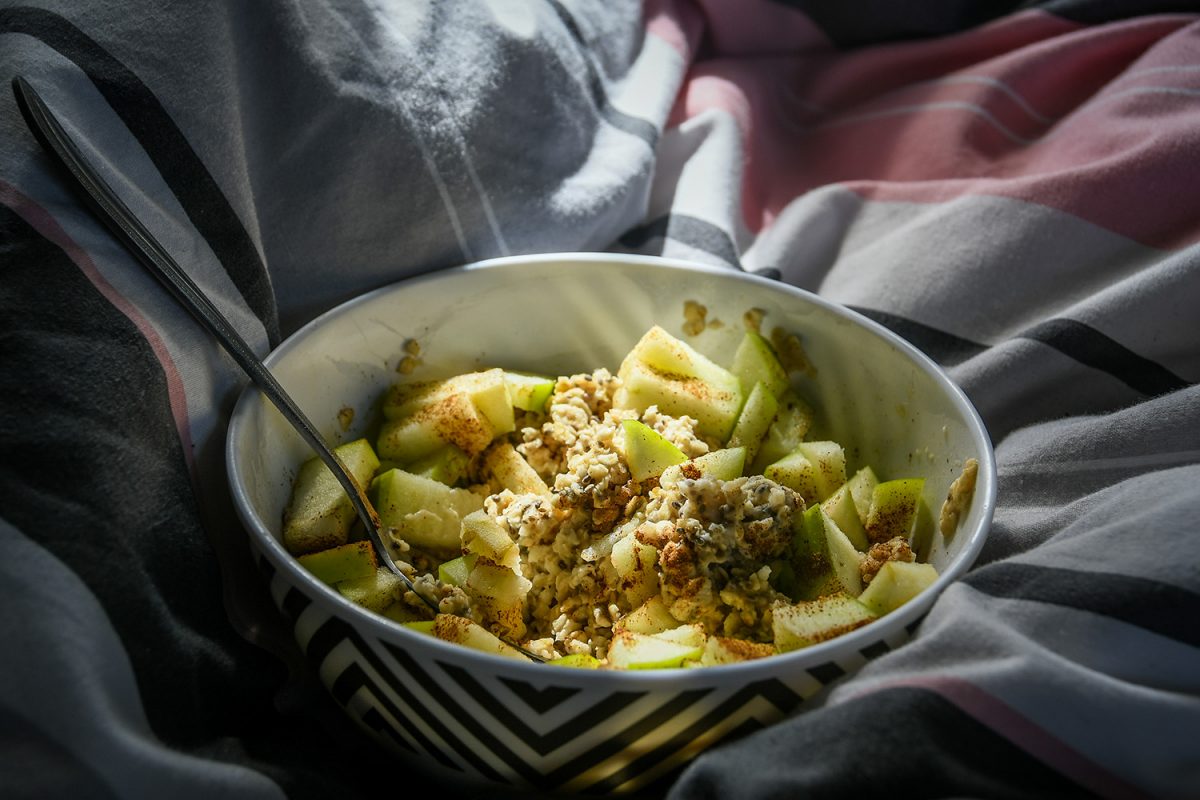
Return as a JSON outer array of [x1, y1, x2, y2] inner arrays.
[[226, 252, 997, 687]]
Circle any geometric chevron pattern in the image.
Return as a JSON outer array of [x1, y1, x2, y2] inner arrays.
[[258, 554, 912, 794]]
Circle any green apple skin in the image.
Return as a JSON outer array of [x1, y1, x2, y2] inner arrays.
[[858, 560, 938, 615], [727, 381, 778, 467], [371, 467, 483, 553], [504, 371, 555, 412], [772, 593, 877, 652], [660, 446, 747, 488], [621, 419, 688, 482], [607, 628, 704, 669], [865, 478, 926, 544], [336, 567, 404, 613], [791, 505, 863, 601], [731, 331, 790, 399], [749, 390, 814, 474], [283, 438, 380, 556], [296, 540, 377, 585], [821, 483, 870, 551]]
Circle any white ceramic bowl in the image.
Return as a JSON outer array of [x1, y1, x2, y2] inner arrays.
[[227, 253, 996, 794]]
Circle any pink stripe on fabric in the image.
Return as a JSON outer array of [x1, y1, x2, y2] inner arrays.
[[669, 9, 1200, 246], [692, 0, 829, 57], [643, 0, 704, 61], [847, 675, 1153, 800], [0, 181, 197, 474]]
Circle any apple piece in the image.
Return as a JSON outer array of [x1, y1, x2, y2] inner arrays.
[[731, 331, 790, 399], [613, 327, 744, 442], [436, 554, 476, 587], [659, 446, 746, 489], [749, 390, 814, 474], [465, 558, 531, 640], [547, 653, 603, 669], [629, 325, 740, 390], [336, 567, 404, 613], [480, 441, 549, 495], [504, 371, 555, 412], [384, 369, 514, 435], [403, 620, 435, 634], [794, 441, 847, 501], [283, 438, 381, 555], [727, 381, 778, 468], [762, 450, 819, 504], [699, 636, 776, 666], [607, 628, 704, 669], [610, 533, 659, 608], [377, 391, 495, 462], [858, 560, 939, 615], [865, 478, 926, 544], [407, 614, 532, 661], [621, 419, 688, 482], [460, 509, 519, 570], [821, 483, 870, 551], [615, 596, 682, 635], [296, 540, 377, 585], [405, 445, 469, 486], [846, 466, 879, 522], [791, 505, 864, 600], [650, 623, 706, 648], [772, 593, 877, 652], [372, 467, 483, 553]]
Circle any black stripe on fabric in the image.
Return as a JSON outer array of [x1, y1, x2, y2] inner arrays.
[[545, 0, 659, 146], [1, 6, 279, 343], [619, 213, 742, 268], [848, 306, 988, 367], [768, 0, 1028, 47], [965, 562, 1200, 648], [1020, 318, 1188, 397], [851, 306, 1190, 396]]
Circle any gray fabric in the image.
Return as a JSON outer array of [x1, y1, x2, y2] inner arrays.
[[2, 1, 1198, 798]]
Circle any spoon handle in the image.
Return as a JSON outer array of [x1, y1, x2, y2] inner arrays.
[[11, 76, 418, 602]]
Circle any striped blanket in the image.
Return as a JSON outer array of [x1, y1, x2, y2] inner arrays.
[[1, 1, 1197, 797]]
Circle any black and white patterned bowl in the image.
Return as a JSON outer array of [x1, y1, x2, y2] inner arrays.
[[227, 253, 995, 794]]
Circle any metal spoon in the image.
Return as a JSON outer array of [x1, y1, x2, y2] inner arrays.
[[12, 76, 543, 663]]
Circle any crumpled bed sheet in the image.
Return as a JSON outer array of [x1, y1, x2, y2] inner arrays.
[[1, 1, 1197, 798]]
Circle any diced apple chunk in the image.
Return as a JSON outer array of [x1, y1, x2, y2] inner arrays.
[[621, 419, 687, 482], [406, 614, 532, 661], [372, 468, 483, 552], [548, 653, 603, 668], [727, 381, 778, 467], [613, 327, 744, 442], [821, 483, 870, 551], [610, 533, 659, 608], [283, 438, 380, 555], [731, 331, 790, 399], [858, 560, 939, 615], [791, 505, 863, 600], [615, 596, 682, 635], [405, 445, 469, 486], [865, 478, 926, 544], [607, 628, 704, 669], [749, 391, 814, 474], [659, 446, 746, 489], [699, 636, 776, 666], [504, 371, 555, 412], [296, 540, 377, 585], [336, 567, 404, 613], [460, 509, 519, 569], [480, 441, 548, 495], [465, 559, 531, 641], [772, 594, 877, 652]]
